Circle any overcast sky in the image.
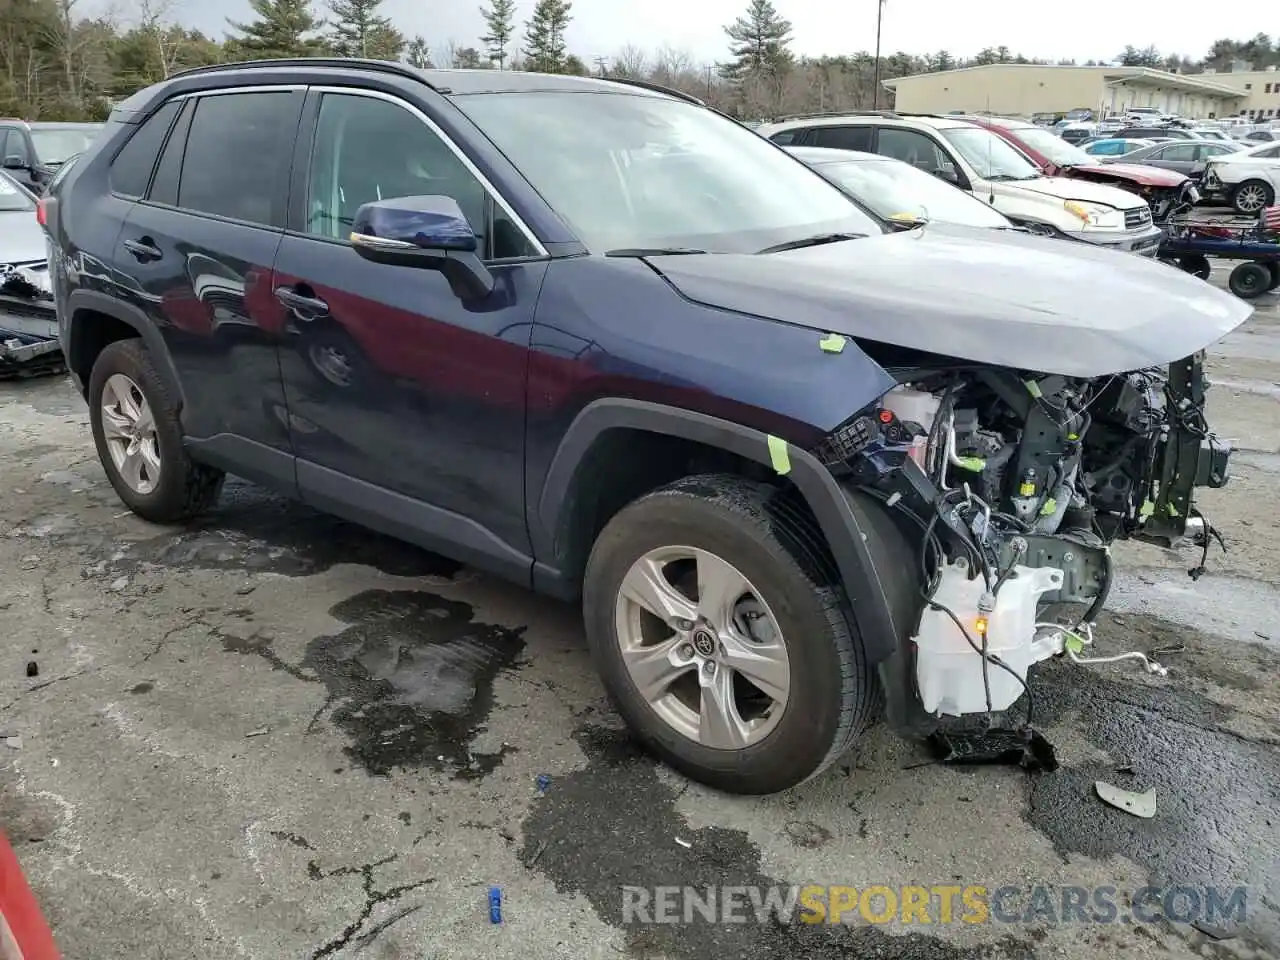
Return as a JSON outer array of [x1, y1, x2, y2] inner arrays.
[[171, 0, 1268, 66]]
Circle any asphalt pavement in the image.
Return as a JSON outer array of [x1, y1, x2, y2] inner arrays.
[[2, 279, 1278, 960]]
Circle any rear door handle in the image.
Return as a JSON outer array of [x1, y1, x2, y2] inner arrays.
[[123, 237, 162, 261], [274, 286, 329, 319]]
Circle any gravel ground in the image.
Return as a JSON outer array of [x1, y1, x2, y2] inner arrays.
[[2, 279, 1278, 960]]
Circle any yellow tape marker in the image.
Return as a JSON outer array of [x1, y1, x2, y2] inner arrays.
[[819, 333, 847, 354], [768, 435, 791, 475]]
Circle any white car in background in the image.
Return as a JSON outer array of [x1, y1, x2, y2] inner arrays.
[[1201, 140, 1280, 213]]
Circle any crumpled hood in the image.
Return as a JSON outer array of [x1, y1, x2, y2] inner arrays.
[[1073, 161, 1187, 187], [0, 211, 47, 265], [1008, 175, 1147, 209], [648, 223, 1252, 379]]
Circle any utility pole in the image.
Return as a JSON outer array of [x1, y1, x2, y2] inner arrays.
[[593, 55, 608, 77], [872, 0, 886, 109]]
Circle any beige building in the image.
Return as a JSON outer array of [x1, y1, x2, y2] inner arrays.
[[1196, 67, 1280, 119], [883, 64, 1246, 120]]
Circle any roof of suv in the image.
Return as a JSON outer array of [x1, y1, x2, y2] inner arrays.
[[758, 112, 974, 134], [172, 58, 694, 99]]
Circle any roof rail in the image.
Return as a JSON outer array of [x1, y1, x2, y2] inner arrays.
[[773, 109, 900, 122], [598, 76, 704, 105], [168, 57, 446, 92]]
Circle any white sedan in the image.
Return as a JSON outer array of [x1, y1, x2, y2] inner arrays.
[[1201, 141, 1280, 214]]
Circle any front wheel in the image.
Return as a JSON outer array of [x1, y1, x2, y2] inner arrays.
[[582, 475, 877, 794]]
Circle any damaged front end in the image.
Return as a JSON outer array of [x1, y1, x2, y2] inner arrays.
[[0, 262, 63, 379], [814, 351, 1230, 729]]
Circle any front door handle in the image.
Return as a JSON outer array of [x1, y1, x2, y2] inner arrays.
[[123, 237, 162, 262], [275, 286, 329, 319]]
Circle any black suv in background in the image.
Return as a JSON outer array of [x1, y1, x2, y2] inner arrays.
[[0, 119, 103, 193], [42, 59, 1244, 795]]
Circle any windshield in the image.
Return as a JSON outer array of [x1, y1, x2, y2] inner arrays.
[[939, 126, 1041, 180], [455, 92, 880, 253], [815, 158, 1010, 229], [30, 126, 102, 164], [1003, 125, 1091, 167], [0, 172, 34, 211]]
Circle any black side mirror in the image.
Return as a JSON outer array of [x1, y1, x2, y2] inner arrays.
[[3, 154, 27, 171], [932, 167, 961, 186], [350, 195, 494, 301]]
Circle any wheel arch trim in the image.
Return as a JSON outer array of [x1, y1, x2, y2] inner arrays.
[[533, 397, 903, 664], [65, 289, 184, 409]]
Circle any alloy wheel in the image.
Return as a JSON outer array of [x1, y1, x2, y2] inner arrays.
[[614, 546, 791, 749], [100, 373, 160, 495], [1235, 183, 1269, 213]]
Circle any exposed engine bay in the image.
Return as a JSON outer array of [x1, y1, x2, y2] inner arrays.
[[817, 351, 1231, 722]]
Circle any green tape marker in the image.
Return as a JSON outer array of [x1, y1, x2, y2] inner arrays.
[[1064, 634, 1085, 654], [767, 435, 791, 475], [1040, 497, 1057, 516], [819, 333, 846, 354], [1024, 379, 1042, 398], [956, 456, 986, 472]]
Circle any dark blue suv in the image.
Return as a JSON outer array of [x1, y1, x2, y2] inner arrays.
[[43, 59, 1245, 794]]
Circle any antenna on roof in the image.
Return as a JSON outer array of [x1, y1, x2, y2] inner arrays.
[[986, 93, 995, 204]]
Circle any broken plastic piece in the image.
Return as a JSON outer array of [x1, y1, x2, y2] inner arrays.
[[25, 661, 37, 678], [488, 886, 502, 923], [926, 728, 1058, 772], [535, 774, 551, 793], [767, 435, 791, 475], [818, 333, 846, 353], [1095, 780, 1156, 818], [244, 727, 269, 738], [674, 837, 692, 849]]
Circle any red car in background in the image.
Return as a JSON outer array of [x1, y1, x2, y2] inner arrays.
[[962, 115, 1193, 221]]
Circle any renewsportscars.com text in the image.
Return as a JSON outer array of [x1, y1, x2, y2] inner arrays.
[[621, 884, 1249, 926]]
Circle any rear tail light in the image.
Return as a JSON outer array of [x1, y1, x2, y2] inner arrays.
[[35, 197, 48, 227]]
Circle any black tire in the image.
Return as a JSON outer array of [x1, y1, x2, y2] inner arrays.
[[582, 474, 876, 795], [1268, 262, 1280, 292], [1177, 253, 1212, 280], [1231, 179, 1274, 216], [88, 338, 225, 523], [1228, 261, 1271, 300]]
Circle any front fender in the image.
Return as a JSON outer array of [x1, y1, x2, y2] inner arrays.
[[532, 397, 907, 665]]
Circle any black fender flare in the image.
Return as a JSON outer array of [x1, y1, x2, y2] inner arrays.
[[65, 289, 184, 408], [532, 398, 905, 665]]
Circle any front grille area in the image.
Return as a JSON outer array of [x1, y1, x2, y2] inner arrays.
[[1124, 206, 1153, 230]]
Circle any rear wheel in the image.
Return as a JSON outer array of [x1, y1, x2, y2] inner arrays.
[[1228, 261, 1271, 299], [1267, 262, 1280, 291], [88, 339, 224, 523], [582, 475, 877, 794], [1231, 180, 1274, 215]]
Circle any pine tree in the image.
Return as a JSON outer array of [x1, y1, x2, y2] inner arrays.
[[327, 0, 403, 59], [405, 35, 433, 68], [720, 0, 792, 80], [523, 0, 572, 74], [226, 0, 326, 59], [479, 0, 516, 69]]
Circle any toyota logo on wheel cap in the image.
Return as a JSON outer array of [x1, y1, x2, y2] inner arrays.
[[692, 628, 717, 658]]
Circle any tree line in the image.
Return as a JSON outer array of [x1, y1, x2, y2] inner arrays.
[[0, 0, 1276, 122]]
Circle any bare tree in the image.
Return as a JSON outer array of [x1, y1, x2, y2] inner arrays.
[[437, 37, 461, 68], [611, 43, 646, 77], [134, 0, 186, 78]]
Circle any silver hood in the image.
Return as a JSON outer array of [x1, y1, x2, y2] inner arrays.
[[0, 209, 48, 265], [648, 223, 1253, 378]]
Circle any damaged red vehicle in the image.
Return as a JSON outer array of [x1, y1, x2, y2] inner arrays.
[[963, 115, 1195, 222]]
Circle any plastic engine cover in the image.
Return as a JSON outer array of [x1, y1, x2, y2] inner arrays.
[[914, 560, 1065, 717]]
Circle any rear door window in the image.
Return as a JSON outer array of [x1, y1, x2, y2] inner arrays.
[[808, 125, 873, 152], [109, 99, 181, 198], [175, 91, 301, 227]]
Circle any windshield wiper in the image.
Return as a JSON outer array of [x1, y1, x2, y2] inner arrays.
[[605, 247, 708, 257], [755, 232, 867, 255]]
